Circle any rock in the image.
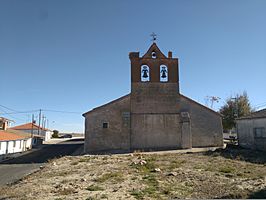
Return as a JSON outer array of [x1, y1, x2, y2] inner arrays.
[[225, 173, 234, 178], [236, 185, 244, 190], [154, 168, 161, 172], [139, 160, 146, 165], [53, 162, 57, 166], [168, 172, 178, 176], [39, 166, 45, 169], [81, 178, 87, 182]]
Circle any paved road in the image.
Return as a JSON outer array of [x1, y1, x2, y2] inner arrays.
[[0, 138, 84, 186]]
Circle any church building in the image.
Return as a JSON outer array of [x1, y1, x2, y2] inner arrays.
[[83, 42, 223, 153]]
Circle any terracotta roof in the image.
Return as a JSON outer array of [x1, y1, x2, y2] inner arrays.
[[11, 123, 49, 131], [0, 130, 27, 141], [0, 117, 13, 122], [237, 109, 266, 120]]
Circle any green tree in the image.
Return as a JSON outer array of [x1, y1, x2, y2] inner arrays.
[[52, 130, 59, 138], [219, 91, 253, 130]]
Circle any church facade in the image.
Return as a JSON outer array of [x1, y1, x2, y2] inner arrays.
[[83, 43, 223, 153]]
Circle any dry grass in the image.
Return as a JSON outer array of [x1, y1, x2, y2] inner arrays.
[[0, 147, 265, 199]]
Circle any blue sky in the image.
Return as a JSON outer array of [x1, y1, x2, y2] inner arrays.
[[0, 0, 265, 132]]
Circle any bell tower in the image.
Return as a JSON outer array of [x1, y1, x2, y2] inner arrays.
[[129, 42, 181, 150], [129, 42, 180, 113]]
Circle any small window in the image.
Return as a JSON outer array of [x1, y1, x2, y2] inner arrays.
[[0, 142, 1, 150], [160, 65, 168, 82], [254, 127, 266, 138], [151, 51, 156, 59], [141, 65, 150, 82], [13, 141, 16, 148], [103, 122, 109, 129]]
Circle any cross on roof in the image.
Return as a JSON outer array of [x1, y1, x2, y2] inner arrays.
[[150, 32, 157, 42]]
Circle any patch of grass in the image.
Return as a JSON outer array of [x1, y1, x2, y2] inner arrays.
[[130, 189, 144, 199], [100, 194, 108, 199], [219, 166, 235, 174], [94, 172, 123, 183], [71, 161, 79, 165], [168, 159, 186, 170], [86, 197, 96, 200], [131, 157, 158, 174], [57, 187, 76, 195], [79, 157, 92, 162], [47, 171, 69, 177], [86, 185, 104, 191]]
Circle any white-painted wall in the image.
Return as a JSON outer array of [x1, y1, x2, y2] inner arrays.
[[237, 118, 266, 151], [0, 138, 32, 156], [14, 129, 52, 141]]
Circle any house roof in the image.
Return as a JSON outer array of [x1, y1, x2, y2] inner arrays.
[[0, 117, 13, 122], [82, 94, 130, 116], [11, 123, 49, 131], [180, 94, 222, 117], [237, 108, 266, 120], [0, 130, 27, 141]]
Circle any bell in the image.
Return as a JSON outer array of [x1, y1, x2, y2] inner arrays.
[[142, 71, 148, 78], [161, 71, 166, 78]]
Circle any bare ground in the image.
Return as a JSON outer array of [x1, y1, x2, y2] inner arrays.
[[0, 146, 265, 200]]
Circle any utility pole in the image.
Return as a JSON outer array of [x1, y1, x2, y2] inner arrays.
[[47, 119, 49, 130], [38, 109, 41, 135], [31, 114, 34, 138], [231, 97, 238, 118]]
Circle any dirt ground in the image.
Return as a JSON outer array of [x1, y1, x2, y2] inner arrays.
[[0, 146, 265, 200]]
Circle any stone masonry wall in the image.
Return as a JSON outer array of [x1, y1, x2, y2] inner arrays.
[[180, 95, 223, 147], [130, 113, 181, 150], [83, 95, 130, 152]]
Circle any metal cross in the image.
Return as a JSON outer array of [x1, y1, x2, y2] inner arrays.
[[150, 32, 157, 42]]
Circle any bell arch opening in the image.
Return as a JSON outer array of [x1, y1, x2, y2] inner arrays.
[[160, 65, 168, 82], [141, 65, 150, 82]]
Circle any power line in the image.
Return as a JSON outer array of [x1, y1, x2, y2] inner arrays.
[[1, 110, 40, 115], [0, 104, 19, 112], [42, 109, 82, 114], [0, 104, 82, 117], [0, 107, 25, 122]]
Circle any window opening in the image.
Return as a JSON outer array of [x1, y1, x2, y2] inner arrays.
[[151, 51, 156, 59], [160, 65, 168, 82], [103, 122, 109, 129], [141, 65, 150, 82]]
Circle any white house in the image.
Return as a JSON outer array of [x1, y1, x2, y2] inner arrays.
[[11, 122, 52, 141], [0, 130, 32, 160], [236, 109, 266, 151]]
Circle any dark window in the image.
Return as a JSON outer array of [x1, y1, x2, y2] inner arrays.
[[254, 127, 266, 138], [103, 122, 108, 128]]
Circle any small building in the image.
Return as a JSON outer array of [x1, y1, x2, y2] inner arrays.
[[0, 117, 13, 130], [11, 122, 52, 141], [0, 117, 32, 160], [83, 43, 223, 153], [236, 109, 266, 151]]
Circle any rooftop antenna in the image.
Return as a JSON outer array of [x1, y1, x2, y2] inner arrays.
[[150, 32, 157, 43], [205, 96, 221, 108]]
